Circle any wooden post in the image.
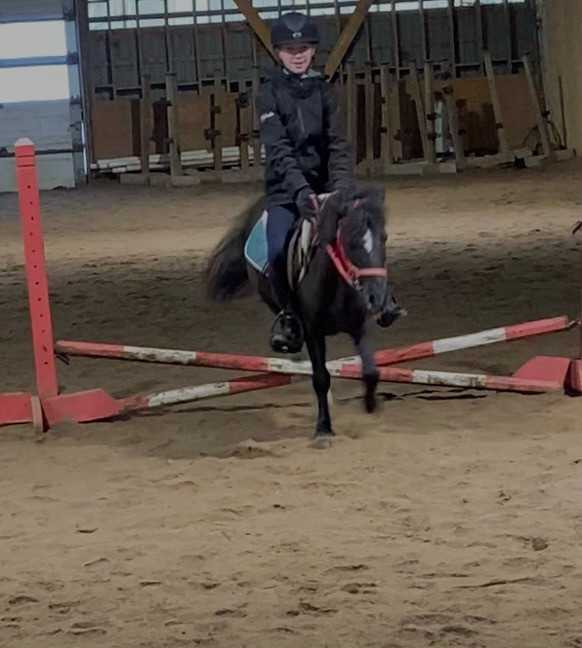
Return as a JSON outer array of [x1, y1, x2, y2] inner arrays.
[[166, 72, 183, 180], [522, 54, 552, 158], [409, 66, 430, 162], [213, 74, 224, 176], [365, 65, 374, 176], [140, 74, 152, 184], [483, 51, 509, 154], [443, 86, 465, 167], [423, 62, 436, 164]]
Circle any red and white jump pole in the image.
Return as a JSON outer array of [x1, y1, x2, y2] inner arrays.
[[1, 138, 581, 433], [55, 333, 567, 394]]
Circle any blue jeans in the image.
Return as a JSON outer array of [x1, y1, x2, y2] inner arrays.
[[267, 205, 298, 310]]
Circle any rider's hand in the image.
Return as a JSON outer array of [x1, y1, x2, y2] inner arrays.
[[296, 187, 317, 220]]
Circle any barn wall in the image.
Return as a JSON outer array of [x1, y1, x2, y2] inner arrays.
[[539, 0, 582, 153]]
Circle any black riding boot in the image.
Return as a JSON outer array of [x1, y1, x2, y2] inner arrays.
[[268, 261, 304, 354]]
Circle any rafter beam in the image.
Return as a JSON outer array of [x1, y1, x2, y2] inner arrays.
[[325, 0, 375, 79], [231, 0, 275, 60]]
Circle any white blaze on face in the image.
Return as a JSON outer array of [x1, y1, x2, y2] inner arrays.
[[363, 229, 373, 254]]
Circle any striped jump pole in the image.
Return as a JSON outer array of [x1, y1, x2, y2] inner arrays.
[[55, 336, 564, 394], [343, 316, 573, 366], [119, 372, 296, 413]]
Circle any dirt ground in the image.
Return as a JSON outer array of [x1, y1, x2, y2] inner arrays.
[[1, 160, 582, 647]]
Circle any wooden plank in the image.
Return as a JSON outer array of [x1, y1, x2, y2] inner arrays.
[[166, 72, 183, 179], [140, 74, 152, 183], [365, 66, 374, 175], [177, 93, 211, 151], [423, 62, 436, 164], [522, 54, 552, 158], [443, 86, 465, 166], [483, 51, 509, 153], [231, 0, 275, 60], [325, 0, 375, 79], [92, 99, 134, 160], [408, 66, 430, 162]]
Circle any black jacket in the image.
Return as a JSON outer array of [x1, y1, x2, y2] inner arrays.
[[258, 67, 352, 208]]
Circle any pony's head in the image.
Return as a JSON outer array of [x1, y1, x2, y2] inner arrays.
[[319, 184, 399, 319]]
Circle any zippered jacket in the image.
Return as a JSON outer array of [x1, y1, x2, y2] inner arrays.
[[258, 66, 352, 208]]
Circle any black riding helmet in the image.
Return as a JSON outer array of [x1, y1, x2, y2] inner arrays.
[[270, 12, 320, 48]]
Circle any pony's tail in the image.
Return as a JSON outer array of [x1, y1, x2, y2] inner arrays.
[[204, 197, 263, 302]]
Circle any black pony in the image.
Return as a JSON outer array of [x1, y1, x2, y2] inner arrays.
[[205, 185, 401, 444]]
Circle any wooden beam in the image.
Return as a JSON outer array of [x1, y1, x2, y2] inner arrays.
[[325, 0, 375, 79], [483, 51, 509, 154], [231, 0, 275, 60], [522, 54, 552, 158]]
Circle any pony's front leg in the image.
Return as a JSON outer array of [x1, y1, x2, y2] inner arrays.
[[352, 328, 379, 413], [305, 329, 333, 444]]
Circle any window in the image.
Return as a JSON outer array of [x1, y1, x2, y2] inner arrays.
[[0, 21, 67, 59], [0, 65, 70, 103]]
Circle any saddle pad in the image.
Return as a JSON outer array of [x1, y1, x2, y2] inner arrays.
[[244, 210, 269, 274], [244, 211, 314, 282]]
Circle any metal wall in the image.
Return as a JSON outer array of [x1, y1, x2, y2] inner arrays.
[[84, 0, 538, 99]]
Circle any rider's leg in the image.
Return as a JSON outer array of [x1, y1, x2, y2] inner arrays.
[[266, 205, 303, 353]]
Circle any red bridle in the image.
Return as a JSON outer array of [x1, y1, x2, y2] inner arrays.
[[313, 193, 387, 289], [325, 232, 387, 289]]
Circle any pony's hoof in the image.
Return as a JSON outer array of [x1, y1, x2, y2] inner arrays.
[[364, 392, 377, 413], [310, 433, 334, 450]]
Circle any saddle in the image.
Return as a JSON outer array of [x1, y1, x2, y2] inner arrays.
[[243, 210, 317, 289]]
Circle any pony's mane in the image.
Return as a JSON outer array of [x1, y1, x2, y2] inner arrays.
[[319, 184, 386, 245]]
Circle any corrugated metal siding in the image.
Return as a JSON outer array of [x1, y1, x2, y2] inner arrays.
[[0, 0, 64, 22]]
